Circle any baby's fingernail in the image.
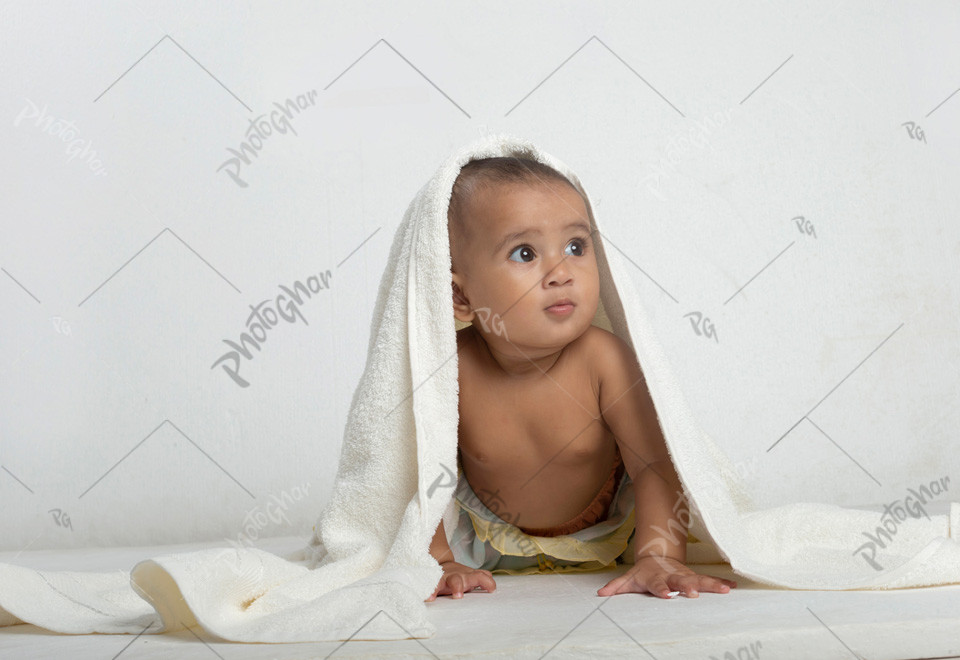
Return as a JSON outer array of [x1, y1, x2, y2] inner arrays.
[[667, 590, 680, 598]]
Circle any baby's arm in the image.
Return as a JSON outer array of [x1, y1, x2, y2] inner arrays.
[[426, 519, 496, 601], [590, 330, 736, 598]]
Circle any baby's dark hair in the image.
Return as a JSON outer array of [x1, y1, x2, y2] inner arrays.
[[447, 157, 579, 269]]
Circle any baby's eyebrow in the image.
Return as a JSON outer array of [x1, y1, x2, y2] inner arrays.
[[492, 221, 591, 255]]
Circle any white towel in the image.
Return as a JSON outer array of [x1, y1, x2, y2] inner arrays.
[[2, 134, 959, 643]]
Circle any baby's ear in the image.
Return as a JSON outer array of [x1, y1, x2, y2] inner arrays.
[[451, 277, 475, 323]]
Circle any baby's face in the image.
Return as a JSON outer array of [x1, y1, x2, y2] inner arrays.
[[452, 180, 600, 353]]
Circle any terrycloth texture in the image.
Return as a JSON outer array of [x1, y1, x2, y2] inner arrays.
[[2, 134, 960, 643]]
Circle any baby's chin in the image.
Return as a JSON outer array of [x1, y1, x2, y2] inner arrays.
[[503, 318, 593, 350]]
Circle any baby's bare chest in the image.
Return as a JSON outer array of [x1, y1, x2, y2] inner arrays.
[[457, 362, 610, 468]]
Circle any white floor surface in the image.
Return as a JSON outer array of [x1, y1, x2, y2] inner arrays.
[[1, 536, 959, 659]]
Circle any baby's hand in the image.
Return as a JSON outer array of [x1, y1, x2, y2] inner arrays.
[[426, 561, 496, 601], [597, 556, 736, 599]]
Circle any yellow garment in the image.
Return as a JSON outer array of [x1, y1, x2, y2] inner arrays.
[[449, 455, 636, 574], [460, 503, 636, 575], [449, 458, 700, 575]]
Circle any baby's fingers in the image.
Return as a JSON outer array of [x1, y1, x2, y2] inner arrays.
[[646, 575, 675, 599], [425, 574, 465, 600], [447, 574, 467, 598], [472, 571, 497, 595], [457, 571, 496, 598], [672, 574, 736, 598], [427, 571, 496, 601], [695, 575, 737, 593]]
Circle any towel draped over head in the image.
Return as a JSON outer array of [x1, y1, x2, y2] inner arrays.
[[1, 134, 959, 644]]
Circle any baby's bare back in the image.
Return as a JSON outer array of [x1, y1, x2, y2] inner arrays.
[[456, 325, 619, 529]]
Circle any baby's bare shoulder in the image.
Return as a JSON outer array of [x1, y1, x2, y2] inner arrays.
[[579, 325, 632, 358], [580, 326, 641, 381]]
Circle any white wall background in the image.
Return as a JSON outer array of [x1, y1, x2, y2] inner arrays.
[[1, 1, 958, 552]]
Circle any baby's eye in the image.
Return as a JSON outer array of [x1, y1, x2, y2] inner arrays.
[[565, 239, 586, 257], [508, 246, 535, 263]]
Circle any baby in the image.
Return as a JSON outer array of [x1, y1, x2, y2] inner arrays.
[[426, 156, 737, 601]]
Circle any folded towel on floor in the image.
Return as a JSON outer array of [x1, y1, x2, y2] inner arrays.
[[2, 134, 959, 643]]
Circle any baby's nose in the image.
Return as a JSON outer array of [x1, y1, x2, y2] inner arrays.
[[545, 257, 572, 285]]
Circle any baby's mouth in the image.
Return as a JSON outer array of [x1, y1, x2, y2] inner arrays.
[[545, 299, 575, 314]]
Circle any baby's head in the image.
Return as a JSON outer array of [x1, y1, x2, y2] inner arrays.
[[447, 156, 600, 354]]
